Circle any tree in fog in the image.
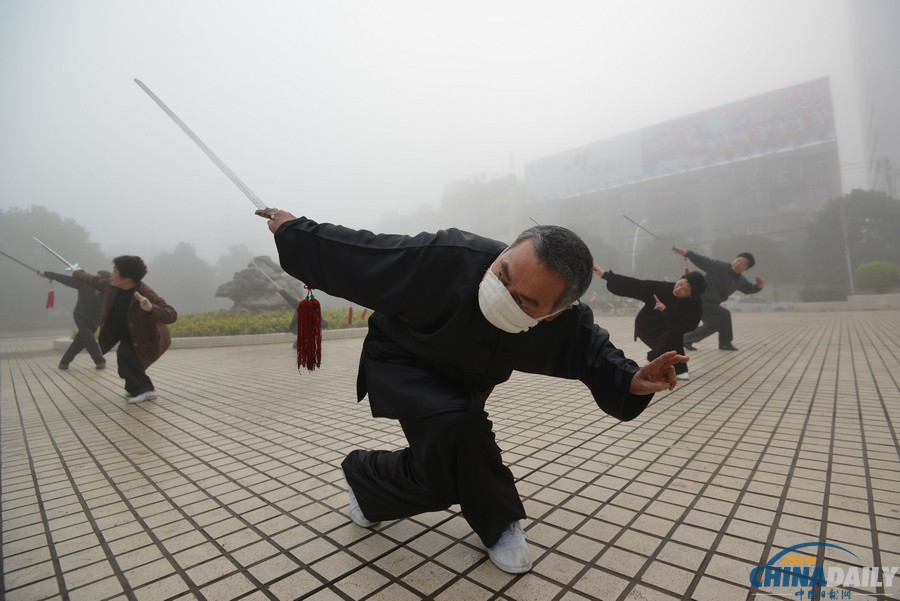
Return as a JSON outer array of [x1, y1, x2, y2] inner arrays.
[[710, 234, 794, 284], [804, 190, 900, 288], [0, 206, 108, 330], [148, 242, 221, 314], [214, 243, 255, 287]]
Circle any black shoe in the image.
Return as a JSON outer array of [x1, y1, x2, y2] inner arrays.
[[718, 343, 738, 351], [684, 343, 696, 351], [59, 362, 69, 370], [96, 362, 106, 370]]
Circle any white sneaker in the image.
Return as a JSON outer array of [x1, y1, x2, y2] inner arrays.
[[676, 372, 690, 381], [128, 390, 158, 404], [488, 521, 532, 574], [342, 470, 379, 528]]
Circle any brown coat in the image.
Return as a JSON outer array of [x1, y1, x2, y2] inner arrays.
[[74, 271, 177, 369]]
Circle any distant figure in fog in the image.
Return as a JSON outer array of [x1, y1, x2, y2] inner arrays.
[[595, 266, 706, 380], [74, 256, 177, 404], [672, 247, 764, 352], [39, 269, 110, 370]]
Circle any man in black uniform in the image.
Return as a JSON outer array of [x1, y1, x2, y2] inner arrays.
[[267, 210, 685, 573], [39, 269, 110, 370], [672, 247, 765, 351]]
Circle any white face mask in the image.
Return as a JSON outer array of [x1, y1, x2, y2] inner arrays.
[[478, 269, 541, 333]]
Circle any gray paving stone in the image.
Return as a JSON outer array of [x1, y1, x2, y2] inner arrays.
[[3, 311, 899, 600]]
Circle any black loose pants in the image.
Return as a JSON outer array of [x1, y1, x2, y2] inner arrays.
[[116, 342, 154, 395], [684, 303, 734, 347], [60, 316, 104, 366], [341, 406, 526, 548]]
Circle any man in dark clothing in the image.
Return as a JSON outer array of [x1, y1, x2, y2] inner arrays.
[[672, 247, 765, 351], [595, 266, 706, 380], [39, 269, 110, 370], [74, 256, 177, 404], [266, 210, 686, 574]]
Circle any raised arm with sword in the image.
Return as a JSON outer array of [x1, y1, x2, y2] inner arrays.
[[134, 79, 321, 370], [0, 249, 55, 308]]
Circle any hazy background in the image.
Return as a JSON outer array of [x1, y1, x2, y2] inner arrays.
[[1, 0, 865, 266]]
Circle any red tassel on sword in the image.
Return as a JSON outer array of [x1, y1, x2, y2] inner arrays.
[[296, 286, 322, 371], [46, 284, 55, 309]]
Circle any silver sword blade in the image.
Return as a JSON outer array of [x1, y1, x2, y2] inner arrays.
[[134, 79, 271, 213], [622, 214, 668, 243], [33, 237, 77, 270], [251, 261, 279, 286]]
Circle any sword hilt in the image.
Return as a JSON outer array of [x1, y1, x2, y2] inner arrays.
[[255, 208, 279, 220]]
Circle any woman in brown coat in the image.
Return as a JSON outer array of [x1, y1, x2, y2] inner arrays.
[[74, 255, 177, 403]]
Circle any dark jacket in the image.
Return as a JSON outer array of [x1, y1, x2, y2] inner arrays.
[[686, 251, 760, 305], [43, 271, 103, 327], [74, 271, 177, 369], [602, 271, 702, 346], [275, 216, 652, 420]]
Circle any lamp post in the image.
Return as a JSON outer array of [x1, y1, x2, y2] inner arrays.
[[632, 219, 646, 273]]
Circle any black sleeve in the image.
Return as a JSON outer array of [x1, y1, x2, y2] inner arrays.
[[518, 306, 653, 422], [274, 216, 503, 319], [685, 251, 724, 273], [43, 271, 79, 290], [735, 276, 762, 295], [577, 315, 653, 421], [602, 271, 653, 303]]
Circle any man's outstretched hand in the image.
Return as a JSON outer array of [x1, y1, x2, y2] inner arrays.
[[265, 210, 296, 234], [630, 350, 687, 394]]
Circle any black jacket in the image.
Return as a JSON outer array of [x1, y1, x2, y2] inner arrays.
[[602, 271, 702, 345], [275, 217, 652, 420], [685, 251, 760, 305], [43, 271, 103, 326]]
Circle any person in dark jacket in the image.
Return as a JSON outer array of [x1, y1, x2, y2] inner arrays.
[[672, 247, 765, 351], [595, 266, 706, 380], [39, 269, 111, 370], [74, 256, 177, 404], [265, 209, 686, 574]]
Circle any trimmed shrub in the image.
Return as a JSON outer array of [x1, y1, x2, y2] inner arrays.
[[168, 307, 369, 338], [853, 262, 900, 294], [799, 286, 848, 302]]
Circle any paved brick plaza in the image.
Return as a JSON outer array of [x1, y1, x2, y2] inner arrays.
[[2, 311, 898, 601]]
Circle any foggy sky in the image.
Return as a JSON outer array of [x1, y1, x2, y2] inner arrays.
[[0, 1, 864, 264]]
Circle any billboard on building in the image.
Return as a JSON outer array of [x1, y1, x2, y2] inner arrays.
[[525, 78, 836, 204]]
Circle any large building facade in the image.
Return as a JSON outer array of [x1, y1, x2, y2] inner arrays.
[[523, 78, 843, 260], [852, 0, 900, 197]]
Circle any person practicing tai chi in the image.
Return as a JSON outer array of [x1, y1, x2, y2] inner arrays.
[[672, 247, 765, 352], [74, 256, 177, 404], [594, 265, 706, 380], [39, 268, 110, 370], [264, 209, 686, 574]]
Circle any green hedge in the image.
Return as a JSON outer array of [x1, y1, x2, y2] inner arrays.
[[168, 308, 369, 338], [853, 262, 900, 294], [799, 286, 848, 302]]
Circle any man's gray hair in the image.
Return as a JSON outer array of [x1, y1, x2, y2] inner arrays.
[[509, 225, 594, 311]]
